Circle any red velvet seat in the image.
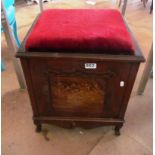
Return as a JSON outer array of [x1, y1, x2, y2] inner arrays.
[[25, 9, 135, 55]]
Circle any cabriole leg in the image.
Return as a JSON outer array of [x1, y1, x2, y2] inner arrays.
[[35, 123, 42, 133], [34, 122, 42, 132], [114, 125, 122, 136]]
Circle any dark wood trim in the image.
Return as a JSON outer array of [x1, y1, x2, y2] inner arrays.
[[44, 69, 117, 78], [16, 52, 144, 62], [33, 116, 124, 125]]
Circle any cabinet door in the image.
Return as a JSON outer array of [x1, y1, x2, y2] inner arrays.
[[29, 58, 131, 118]]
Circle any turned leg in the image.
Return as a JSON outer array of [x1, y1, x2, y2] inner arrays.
[[35, 124, 42, 133], [114, 125, 122, 136]]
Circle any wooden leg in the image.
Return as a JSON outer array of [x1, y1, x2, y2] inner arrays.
[[114, 125, 122, 136], [35, 124, 42, 133]]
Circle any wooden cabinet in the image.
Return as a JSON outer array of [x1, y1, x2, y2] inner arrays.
[[16, 17, 144, 136], [28, 59, 131, 118], [17, 52, 144, 135]]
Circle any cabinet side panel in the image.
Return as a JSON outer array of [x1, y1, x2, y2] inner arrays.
[[119, 63, 140, 118], [20, 58, 39, 116]]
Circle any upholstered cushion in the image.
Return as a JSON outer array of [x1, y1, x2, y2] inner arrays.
[[25, 9, 135, 55]]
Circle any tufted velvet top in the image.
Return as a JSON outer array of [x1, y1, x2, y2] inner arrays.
[[25, 9, 135, 55]]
